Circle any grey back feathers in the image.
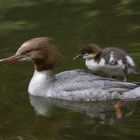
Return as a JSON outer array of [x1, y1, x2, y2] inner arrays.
[[101, 47, 133, 67]]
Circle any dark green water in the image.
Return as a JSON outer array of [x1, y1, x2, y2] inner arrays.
[[0, 0, 140, 139]]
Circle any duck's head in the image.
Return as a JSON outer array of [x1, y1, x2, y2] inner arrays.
[[74, 43, 101, 60], [0, 37, 63, 71]]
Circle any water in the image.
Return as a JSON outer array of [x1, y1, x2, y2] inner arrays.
[[0, 0, 140, 139]]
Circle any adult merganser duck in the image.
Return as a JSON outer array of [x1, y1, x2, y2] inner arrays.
[[0, 37, 140, 101], [74, 43, 136, 81]]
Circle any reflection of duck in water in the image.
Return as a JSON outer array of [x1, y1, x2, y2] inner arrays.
[[0, 37, 140, 101], [29, 95, 135, 125], [74, 43, 136, 81]]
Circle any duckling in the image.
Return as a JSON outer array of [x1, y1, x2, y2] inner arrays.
[[74, 43, 136, 81]]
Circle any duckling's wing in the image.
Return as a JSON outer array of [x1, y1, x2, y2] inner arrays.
[[101, 47, 127, 65]]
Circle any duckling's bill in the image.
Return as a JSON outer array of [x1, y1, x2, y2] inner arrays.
[[73, 54, 83, 60]]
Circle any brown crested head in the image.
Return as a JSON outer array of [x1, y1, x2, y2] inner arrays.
[[74, 43, 101, 60], [0, 37, 63, 71], [81, 43, 101, 57]]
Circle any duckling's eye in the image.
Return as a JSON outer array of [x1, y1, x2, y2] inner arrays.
[[82, 51, 87, 54], [82, 49, 90, 55]]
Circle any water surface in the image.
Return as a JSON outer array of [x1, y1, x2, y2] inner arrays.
[[0, 0, 140, 140]]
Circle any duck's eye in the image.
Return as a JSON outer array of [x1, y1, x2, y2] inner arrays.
[[25, 50, 30, 53], [21, 50, 30, 55]]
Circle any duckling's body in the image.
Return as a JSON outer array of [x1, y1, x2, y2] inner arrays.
[[74, 44, 136, 81]]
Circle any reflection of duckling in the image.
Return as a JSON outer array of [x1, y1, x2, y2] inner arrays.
[[74, 43, 136, 81], [0, 37, 140, 101]]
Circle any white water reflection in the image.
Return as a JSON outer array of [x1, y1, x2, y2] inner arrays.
[[30, 95, 136, 125]]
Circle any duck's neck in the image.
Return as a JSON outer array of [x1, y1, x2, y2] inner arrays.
[[28, 69, 55, 96]]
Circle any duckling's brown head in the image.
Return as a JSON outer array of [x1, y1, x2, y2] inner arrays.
[[0, 37, 63, 71], [74, 43, 101, 60]]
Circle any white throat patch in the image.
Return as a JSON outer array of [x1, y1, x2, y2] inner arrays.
[[83, 53, 96, 59]]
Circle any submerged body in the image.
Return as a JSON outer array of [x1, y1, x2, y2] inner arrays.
[[0, 37, 140, 101]]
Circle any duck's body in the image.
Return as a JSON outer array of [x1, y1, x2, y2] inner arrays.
[[74, 44, 136, 81], [29, 69, 140, 101], [0, 37, 140, 101]]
